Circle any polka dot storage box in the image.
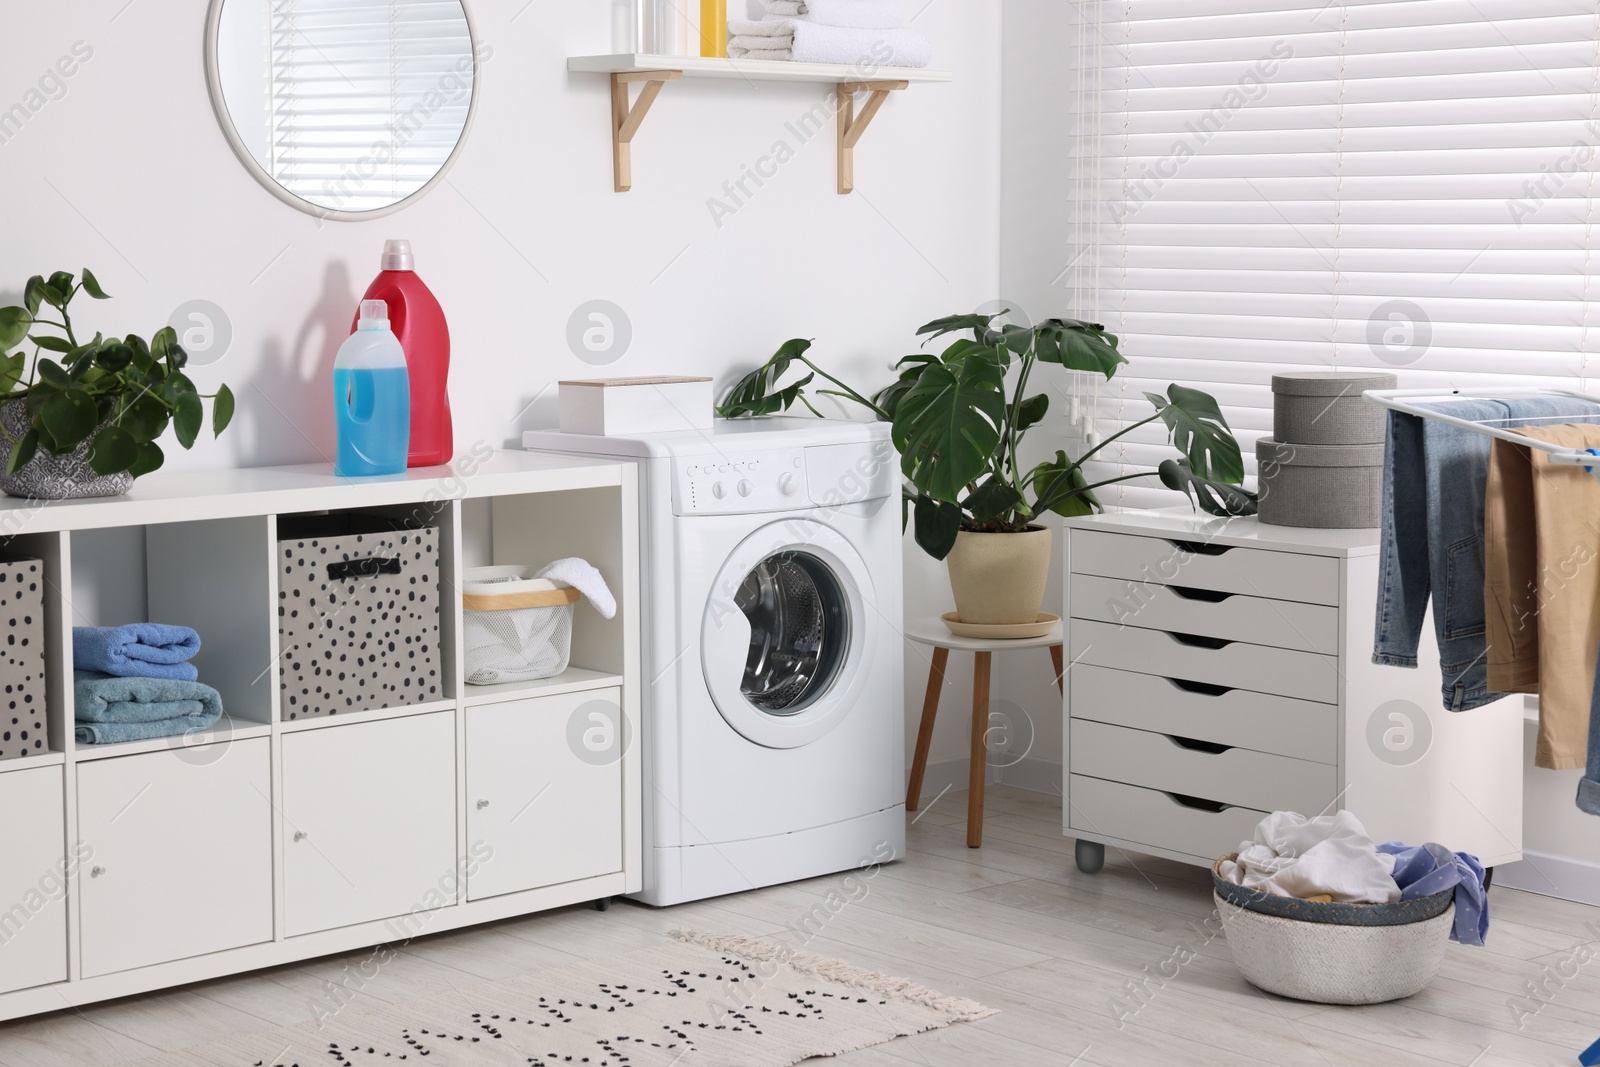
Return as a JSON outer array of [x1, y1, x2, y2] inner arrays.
[[0, 558, 45, 760], [276, 514, 442, 718]]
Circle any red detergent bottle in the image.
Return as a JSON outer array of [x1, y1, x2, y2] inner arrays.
[[352, 240, 453, 467]]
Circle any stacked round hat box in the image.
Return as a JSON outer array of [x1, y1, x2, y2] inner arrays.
[[1256, 370, 1398, 528]]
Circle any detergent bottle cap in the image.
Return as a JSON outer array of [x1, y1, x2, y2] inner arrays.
[[381, 239, 415, 271], [357, 300, 390, 330]]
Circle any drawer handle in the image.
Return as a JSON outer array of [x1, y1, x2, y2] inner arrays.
[[1167, 632, 1233, 650], [1168, 678, 1233, 697], [1165, 791, 1230, 814], [1168, 735, 1232, 755], [1166, 539, 1231, 557], [1167, 585, 1234, 604], [327, 557, 401, 581], [293, 830, 308, 842], [89, 866, 106, 878], [477, 799, 490, 810]]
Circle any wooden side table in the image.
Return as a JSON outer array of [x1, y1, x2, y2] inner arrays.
[[904, 619, 1064, 847]]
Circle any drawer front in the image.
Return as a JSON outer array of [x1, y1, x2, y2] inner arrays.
[[1070, 719, 1338, 816], [466, 690, 624, 902], [1070, 664, 1336, 764], [1069, 775, 1266, 864], [0, 766, 67, 994], [78, 740, 273, 978], [282, 712, 457, 938], [1069, 574, 1339, 655], [1069, 529, 1341, 606], [1070, 619, 1338, 704]]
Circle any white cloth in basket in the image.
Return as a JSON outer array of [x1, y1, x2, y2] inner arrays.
[[1219, 810, 1400, 904], [536, 557, 616, 619]]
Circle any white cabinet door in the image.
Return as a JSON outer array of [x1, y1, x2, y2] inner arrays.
[[282, 712, 456, 937], [466, 690, 623, 901], [78, 740, 273, 978], [0, 766, 67, 994]]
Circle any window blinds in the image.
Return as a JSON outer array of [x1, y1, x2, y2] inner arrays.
[[268, 0, 473, 212], [1070, 0, 1600, 509]]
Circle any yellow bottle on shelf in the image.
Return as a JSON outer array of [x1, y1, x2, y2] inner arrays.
[[700, 0, 727, 57]]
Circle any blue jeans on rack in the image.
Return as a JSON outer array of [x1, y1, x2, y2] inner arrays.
[[1373, 398, 1599, 711], [1582, 644, 1600, 816]]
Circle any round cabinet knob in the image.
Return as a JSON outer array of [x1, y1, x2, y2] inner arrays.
[[90, 866, 105, 878], [293, 830, 308, 842], [712, 482, 727, 499], [476, 799, 490, 810], [737, 480, 753, 497], [779, 473, 799, 496]]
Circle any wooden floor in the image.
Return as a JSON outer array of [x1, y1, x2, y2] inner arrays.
[[2, 785, 1598, 1066]]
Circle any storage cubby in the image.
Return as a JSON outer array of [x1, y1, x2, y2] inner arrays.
[[458, 488, 629, 706], [68, 517, 275, 758], [271, 504, 454, 723], [0, 532, 66, 763]]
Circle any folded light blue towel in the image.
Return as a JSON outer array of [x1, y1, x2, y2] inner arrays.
[[73, 623, 201, 682], [73, 670, 223, 745]]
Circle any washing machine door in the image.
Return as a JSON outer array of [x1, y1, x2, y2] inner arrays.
[[701, 518, 875, 749]]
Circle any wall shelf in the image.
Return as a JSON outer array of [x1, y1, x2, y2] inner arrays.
[[463, 667, 626, 708], [72, 721, 272, 763], [568, 53, 952, 193]]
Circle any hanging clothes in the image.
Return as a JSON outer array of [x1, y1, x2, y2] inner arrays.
[[1483, 424, 1600, 771]]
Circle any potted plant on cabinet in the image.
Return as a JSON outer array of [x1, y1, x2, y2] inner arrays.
[[718, 312, 1255, 627], [0, 270, 235, 499]]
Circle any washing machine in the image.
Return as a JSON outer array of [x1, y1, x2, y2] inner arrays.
[[524, 417, 906, 905]]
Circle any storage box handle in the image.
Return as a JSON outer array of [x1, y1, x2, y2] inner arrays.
[[1166, 539, 1231, 557], [327, 557, 401, 581]]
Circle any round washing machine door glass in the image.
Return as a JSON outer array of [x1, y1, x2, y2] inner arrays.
[[701, 519, 876, 749]]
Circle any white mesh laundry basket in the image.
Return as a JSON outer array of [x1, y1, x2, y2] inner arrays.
[[462, 566, 581, 685]]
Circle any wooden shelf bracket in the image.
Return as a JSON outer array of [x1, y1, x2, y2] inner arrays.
[[610, 70, 682, 192], [836, 80, 909, 194]]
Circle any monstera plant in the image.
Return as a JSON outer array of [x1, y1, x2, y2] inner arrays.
[[719, 312, 1255, 625], [0, 269, 234, 499]]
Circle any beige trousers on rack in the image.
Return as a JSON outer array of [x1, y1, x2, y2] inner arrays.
[[1484, 423, 1600, 770]]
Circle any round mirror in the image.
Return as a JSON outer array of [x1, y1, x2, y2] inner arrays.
[[205, 0, 480, 221]]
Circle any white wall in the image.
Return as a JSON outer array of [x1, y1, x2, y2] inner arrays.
[[0, 1, 1000, 772]]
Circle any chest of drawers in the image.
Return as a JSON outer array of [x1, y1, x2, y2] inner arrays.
[[1062, 511, 1525, 873]]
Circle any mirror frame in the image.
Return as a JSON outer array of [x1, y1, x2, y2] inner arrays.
[[203, 0, 482, 222]]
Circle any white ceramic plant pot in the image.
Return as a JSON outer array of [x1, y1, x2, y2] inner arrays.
[[944, 526, 1053, 625]]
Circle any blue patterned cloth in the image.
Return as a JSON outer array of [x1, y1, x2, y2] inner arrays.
[[1376, 841, 1488, 946]]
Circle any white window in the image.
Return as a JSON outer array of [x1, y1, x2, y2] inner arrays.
[[1071, 0, 1600, 508]]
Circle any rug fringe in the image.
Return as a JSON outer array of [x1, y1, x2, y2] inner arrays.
[[667, 929, 1000, 1023]]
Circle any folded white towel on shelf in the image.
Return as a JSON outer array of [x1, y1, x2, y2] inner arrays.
[[730, 19, 794, 36], [794, 0, 909, 28], [762, 0, 806, 13], [729, 21, 930, 67], [731, 36, 796, 52]]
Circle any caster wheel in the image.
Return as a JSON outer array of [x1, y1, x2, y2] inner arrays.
[[595, 897, 611, 912], [1075, 839, 1105, 874]]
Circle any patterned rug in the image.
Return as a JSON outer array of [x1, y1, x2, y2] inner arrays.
[[141, 930, 997, 1066]]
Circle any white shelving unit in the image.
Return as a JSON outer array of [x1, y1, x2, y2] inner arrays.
[[0, 451, 641, 1021], [568, 53, 953, 193]]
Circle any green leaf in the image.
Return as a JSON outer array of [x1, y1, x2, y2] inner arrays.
[[0, 352, 26, 394], [119, 394, 168, 444], [915, 313, 995, 345], [964, 478, 1025, 523], [173, 391, 203, 449], [1144, 384, 1245, 485], [47, 271, 75, 297], [126, 334, 154, 373], [79, 269, 110, 300], [0, 307, 30, 352], [35, 359, 72, 388], [1015, 393, 1049, 434], [870, 353, 939, 423], [87, 425, 136, 476], [29, 335, 71, 353], [1032, 319, 1127, 379], [715, 338, 816, 418], [891, 350, 1006, 501], [150, 326, 177, 362], [40, 389, 98, 450], [22, 277, 45, 316], [126, 440, 164, 479], [911, 495, 963, 561], [1030, 451, 1101, 518], [4, 428, 38, 476], [168, 342, 188, 370], [212, 384, 235, 437], [95, 343, 133, 373], [1159, 458, 1258, 518]]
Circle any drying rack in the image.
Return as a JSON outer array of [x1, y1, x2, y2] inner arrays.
[[1365, 387, 1600, 474]]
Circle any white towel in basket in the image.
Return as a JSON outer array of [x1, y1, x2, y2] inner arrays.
[[536, 558, 616, 619]]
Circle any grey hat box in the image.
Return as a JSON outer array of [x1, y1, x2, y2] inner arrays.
[[1255, 438, 1385, 529], [1272, 371, 1398, 446]]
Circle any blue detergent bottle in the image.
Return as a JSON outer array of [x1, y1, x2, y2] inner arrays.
[[334, 300, 411, 476]]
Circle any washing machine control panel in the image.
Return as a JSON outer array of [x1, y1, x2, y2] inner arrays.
[[674, 448, 807, 515]]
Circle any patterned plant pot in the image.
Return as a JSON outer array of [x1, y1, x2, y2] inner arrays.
[[0, 398, 134, 500]]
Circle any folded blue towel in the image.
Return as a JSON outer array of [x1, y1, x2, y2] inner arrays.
[[74, 670, 223, 745], [73, 623, 201, 682]]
